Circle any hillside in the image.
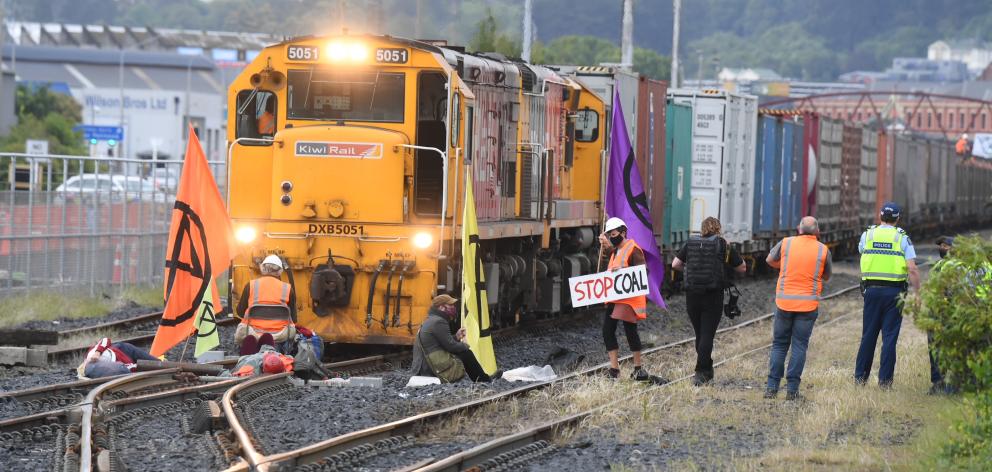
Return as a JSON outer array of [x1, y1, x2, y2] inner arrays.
[[6, 0, 992, 80]]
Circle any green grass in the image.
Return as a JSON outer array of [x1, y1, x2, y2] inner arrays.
[[0, 285, 163, 329]]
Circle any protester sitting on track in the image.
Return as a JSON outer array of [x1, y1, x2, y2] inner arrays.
[[222, 344, 294, 377], [672, 216, 747, 386], [763, 216, 831, 401], [410, 294, 500, 383], [235, 254, 297, 352], [77, 337, 159, 379]]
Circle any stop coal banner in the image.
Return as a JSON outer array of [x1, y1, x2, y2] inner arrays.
[[567, 265, 650, 308]]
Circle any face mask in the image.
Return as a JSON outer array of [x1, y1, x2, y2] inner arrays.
[[938, 249, 949, 258], [441, 304, 456, 318], [610, 235, 625, 246]]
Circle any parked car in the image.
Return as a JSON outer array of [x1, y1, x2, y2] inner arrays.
[[149, 167, 182, 193], [54, 174, 169, 204]]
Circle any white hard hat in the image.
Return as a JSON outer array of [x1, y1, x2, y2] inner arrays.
[[604, 217, 627, 232], [261, 254, 283, 269]]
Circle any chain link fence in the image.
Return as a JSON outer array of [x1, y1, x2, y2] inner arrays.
[[0, 152, 226, 297]]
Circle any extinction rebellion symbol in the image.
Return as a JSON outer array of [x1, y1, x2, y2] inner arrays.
[[162, 201, 212, 327]]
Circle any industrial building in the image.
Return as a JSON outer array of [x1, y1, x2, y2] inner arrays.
[[0, 21, 283, 161]]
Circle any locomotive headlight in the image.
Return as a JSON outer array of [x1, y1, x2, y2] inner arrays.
[[328, 41, 348, 61], [412, 231, 433, 249], [327, 40, 368, 62], [348, 43, 368, 61], [235, 226, 258, 244]]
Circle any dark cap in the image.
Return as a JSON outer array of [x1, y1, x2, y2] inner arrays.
[[880, 201, 901, 218], [431, 294, 458, 307], [935, 235, 955, 246]]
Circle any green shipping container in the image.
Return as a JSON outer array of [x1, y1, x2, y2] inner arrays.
[[664, 101, 692, 249]]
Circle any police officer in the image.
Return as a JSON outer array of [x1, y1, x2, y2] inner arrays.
[[599, 217, 652, 381], [672, 217, 746, 386], [854, 202, 921, 388], [236, 254, 297, 350]]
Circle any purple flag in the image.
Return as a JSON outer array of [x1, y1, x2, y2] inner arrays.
[[605, 89, 667, 309]]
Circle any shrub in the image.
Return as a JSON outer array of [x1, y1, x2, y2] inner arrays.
[[906, 234, 992, 464]]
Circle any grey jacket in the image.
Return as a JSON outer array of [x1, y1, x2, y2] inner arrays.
[[410, 309, 471, 376]]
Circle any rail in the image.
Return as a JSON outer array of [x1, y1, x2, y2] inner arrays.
[[418, 285, 868, 471], [224, 280, 875, 471]]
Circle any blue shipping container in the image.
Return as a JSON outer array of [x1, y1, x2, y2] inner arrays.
[[754, 116, 780, 234], [779, 120, 803, 231], [753, 114, 805, 238]]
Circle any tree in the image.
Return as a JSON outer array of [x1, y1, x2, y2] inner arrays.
[[0, 85, 86, 155], [906, 235, 992, 466], [468, 8, 521, 57]]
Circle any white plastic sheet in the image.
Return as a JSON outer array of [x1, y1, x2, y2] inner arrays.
[[406, 375, 442, 387], [501, 365, 557, 382]]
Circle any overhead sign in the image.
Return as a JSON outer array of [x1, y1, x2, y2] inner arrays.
[[972, 133, 992, 159], [25, 139, 49, 155], [75, 125, 124, 141], [567, 265, 650, 308]]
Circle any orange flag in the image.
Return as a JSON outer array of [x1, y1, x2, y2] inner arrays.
[[150, 125, 235, 356]]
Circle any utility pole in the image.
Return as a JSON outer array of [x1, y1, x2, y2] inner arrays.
[[671, 0, 681, 88], [368, 0, 383, 34], [415, 0, 423, 39], [522, 0, 533, 62], [0, 0, 6, 111], [620, 0, 633, 70]]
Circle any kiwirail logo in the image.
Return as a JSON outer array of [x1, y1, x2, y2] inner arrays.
[[295, 141, 383, 159]]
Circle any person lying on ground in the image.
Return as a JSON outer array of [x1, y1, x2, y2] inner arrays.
[[77, 337, 159, 379]]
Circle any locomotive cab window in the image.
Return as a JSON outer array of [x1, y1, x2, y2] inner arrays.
[[414, 71, 447, 215], [287, 69, 404, 122], [575, 109, 599, 142], [236, 90, 277, 144]]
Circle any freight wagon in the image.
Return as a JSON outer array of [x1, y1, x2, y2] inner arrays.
[[667, 89, 759, 250]]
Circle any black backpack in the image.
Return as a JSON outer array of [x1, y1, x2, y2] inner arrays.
[[682, 236, 728, 292]]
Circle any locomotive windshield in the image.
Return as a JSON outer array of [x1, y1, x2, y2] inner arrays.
[[287, 69, 405, 122]]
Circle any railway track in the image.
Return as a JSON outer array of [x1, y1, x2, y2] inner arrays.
[[0, 354, 400, 472], [418, 291, 865, 471], [218, 282, 871, 471], [45, 312, 238, 362]]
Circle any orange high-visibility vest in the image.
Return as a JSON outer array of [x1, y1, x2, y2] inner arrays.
[[245, 277, 291, 331], [608, 238, 648, 319], [258, 111, 275, 135], [774, 235, 829, 312]]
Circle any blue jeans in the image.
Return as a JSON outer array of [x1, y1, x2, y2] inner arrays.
[[855, 286, 904, 384], [766, 308, 817, 393], [113, 342, 159, 361]]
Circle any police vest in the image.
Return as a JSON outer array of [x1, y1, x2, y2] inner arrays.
[[682, 235, 726, 291], [860, 226, 909, 283], [938, 259, 992, 301], [775, 235, 828, 312], [608, 238, 647, 319], [246, 276, 292, 331]]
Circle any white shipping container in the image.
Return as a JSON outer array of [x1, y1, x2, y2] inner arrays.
[[667, 89, 758, 246]]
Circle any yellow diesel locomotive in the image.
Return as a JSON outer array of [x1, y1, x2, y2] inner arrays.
[[227, 34, 608, 346]]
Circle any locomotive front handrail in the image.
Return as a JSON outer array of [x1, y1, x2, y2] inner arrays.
[[394, 144, 450, 258]]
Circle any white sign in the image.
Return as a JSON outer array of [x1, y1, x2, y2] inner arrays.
[[25, 139, 49, 155], [972, 133, 992, 159], [567, 265, 650, 308]]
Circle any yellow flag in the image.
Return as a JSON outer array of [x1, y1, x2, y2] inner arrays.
[[193, 279, 221, 358], [460, 174, 498, 375]]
